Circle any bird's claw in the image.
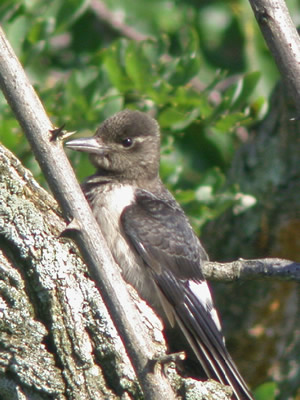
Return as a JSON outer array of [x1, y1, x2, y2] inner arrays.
[[149, 351, 186, 376]]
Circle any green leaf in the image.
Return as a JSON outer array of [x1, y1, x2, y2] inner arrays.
[[103, 41, 131, 91], [231, 71, 261, 109], [174, 189, 196, 204], [198, 167, 226, 190], [254, 382, 277, 400], [6, 15, 29, 56], [169, 53, 201, 86], [55, 0, 90, 31], [214, 112, 249, 133], [159, 107, 199, 130], [159, 108, 185, 128], [160, 150, 183, 186], [172, 88, 213, 120], [125, 41, 155, 90], [169, 29, 201, 85], [203, 128, 235, 165], [96, 88, 124, 119], [198, 98, 214, 119], [27, 18, 52, 43], [147, 80, 172, 104]]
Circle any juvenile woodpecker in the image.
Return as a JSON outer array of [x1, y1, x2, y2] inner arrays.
[[66, 110, 253, 400]]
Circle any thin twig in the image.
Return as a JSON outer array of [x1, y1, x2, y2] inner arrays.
[[90, 0, 153, 41]]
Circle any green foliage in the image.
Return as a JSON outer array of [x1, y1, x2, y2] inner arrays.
[[0, 0, 285, 236], [0, 2, 299, 398]]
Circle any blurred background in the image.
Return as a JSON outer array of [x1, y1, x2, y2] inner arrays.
[[0, 1, 299, 399]]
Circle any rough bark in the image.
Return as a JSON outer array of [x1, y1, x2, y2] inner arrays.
[[0, 144, 233, 399], [0, 26, 182, 400], [0, 144, 139, 399], [249, 0, 300, 112]]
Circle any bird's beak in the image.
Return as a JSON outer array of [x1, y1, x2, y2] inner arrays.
[[65, 137, 109, 155]]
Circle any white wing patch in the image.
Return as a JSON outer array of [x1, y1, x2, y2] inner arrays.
[[188, 280, 222, 332]]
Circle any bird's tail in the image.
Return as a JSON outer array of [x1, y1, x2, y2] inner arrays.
[[156, 275, 254, 400], [174, 284, 254, 400]]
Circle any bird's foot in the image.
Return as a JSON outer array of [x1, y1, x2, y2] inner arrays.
[[148, 351, 186, 376]]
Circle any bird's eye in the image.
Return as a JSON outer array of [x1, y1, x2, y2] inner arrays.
[[121, 137, 133, 148]]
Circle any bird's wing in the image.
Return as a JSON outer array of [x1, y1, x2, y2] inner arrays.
[[121, 189, 253, 400]]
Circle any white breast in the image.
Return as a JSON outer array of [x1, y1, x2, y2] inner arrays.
[[101, 184, 136, 216], [89, 184, 156, 303], [90, 184, 135, 254]]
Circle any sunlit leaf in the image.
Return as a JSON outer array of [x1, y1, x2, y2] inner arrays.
[[231, 71, 261, 109], [254, 382, 277, 400], [214, 112, 249, 132], [125, 41, 155, 90], [103, 41, 131, 91]]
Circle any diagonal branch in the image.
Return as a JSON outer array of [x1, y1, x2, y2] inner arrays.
[[0, 18, 299, 398], [0, 26, 177, 400], [90, 0, 153, 41], [248, 0, 300, 112]]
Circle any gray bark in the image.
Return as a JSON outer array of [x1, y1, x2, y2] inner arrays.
[[0, 144, 137, 399], [249, 0, 300, 112], [0, 143, 232, 399], [0, 25, 179, 400]]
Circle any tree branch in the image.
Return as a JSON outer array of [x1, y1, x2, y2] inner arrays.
[[0, 26, 177, 400], [248, 0, 300, 112], [90, 0, 153, 41], [0, 141, 235, 399], [0, 144, 139, 398], [203, 258, 300, 282], [1, 17, 299, 397]]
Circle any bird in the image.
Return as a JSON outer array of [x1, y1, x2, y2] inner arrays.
[[65, 109, 253, 400]]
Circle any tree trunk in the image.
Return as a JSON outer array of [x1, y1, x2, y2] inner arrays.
[[0, 144, 148, 399], [202, 82, 300, 398], [0, 145, 232, 399]]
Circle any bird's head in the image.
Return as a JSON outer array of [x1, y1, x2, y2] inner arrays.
[[66, 110, 161, 182]]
